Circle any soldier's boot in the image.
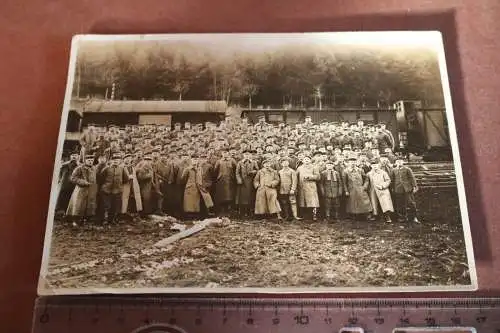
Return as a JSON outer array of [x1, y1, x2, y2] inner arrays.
[[207, 206, 216, 217], [291, 205, 302, 221], [334, 212, 340, 222], [276, 212, 284, 222], [155, 198, 165, 216], [238, 206, 245, 218], [384, 212, 392, 223]]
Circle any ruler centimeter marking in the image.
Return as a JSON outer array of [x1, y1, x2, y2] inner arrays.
[[32, 297, 500, 333]]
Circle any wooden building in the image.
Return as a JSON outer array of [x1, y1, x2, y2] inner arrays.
[[241, 102, 450, 158], [62, 99, 227, 153], [79, 100, 227, 127], [241, 107, 399, 146]]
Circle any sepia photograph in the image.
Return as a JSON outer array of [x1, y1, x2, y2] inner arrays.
[[38, 32, 477, 294]]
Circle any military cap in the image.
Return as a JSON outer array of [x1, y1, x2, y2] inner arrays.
[[280, 157, 291, 163], [84, 154, 95, 159]]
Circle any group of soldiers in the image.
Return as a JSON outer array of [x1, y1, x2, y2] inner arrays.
[[56, 115, 420, 226]]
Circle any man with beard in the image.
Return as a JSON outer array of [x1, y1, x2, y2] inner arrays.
[[56, 153, 80, 214], [66, 154, 98, 226], [235, 150, 259, 218], [214, 149, 237, 215], [343, 157, 374, 221], [296, 156, 321, 221]]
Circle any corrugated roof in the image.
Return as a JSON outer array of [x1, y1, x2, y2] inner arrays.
[[81, 100, 227, 114]]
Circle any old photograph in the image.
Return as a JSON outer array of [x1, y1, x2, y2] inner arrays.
[[39, 32, 476, 294]]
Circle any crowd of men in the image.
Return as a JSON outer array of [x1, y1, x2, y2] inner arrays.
[[56, 115, 420, 226]]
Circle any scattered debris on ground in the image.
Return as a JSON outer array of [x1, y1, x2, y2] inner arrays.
[[45, 216, 471, 289]]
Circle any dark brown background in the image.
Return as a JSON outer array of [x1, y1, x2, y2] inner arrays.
[[1, 0, 499, 332]]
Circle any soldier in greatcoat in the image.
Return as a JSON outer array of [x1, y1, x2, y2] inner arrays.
[[253, 159, 282, 220], [56, 153, 79, 214], [155, 148, 176, 215], [343, 157, 374, 221], [95, 154, 108, 222], [173, 152, 190, 217], [66, 154, 98, 225], [367, 161, 394, 223], [121, 154, 142, 216], [296, 156, 321, 221], [135, 152, 155, 217], [235, 150, 259, 218], [214, 150, 237, 215], [181, 154, 215, 217]]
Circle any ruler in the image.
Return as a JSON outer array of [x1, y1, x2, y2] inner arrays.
[[32, 297, 500, 333]]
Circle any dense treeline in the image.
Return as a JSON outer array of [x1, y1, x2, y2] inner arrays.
[[73, 40, 445, 108]]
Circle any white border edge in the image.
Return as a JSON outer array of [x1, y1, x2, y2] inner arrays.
[[38, 34, 83, 295], [433, 31, 478, 291]]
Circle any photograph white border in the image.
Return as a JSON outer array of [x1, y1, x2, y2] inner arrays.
[[38, 31, 478, 295]]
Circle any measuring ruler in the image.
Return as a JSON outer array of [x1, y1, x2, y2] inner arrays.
[[32, 297, 500, 333]]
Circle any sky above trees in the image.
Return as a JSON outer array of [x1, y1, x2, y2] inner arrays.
[[72, 33, 445, 108]]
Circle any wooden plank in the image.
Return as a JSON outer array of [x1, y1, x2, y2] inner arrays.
[[153, 218, 221, 248]]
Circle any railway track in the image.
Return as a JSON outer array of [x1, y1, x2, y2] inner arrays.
[[407, 162, 457, 188]]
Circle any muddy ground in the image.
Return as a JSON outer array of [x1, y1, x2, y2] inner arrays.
[[44, 210, 471, 290]]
